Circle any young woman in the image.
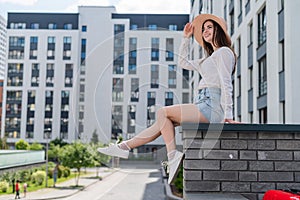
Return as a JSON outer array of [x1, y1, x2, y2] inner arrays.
[[98, 14, 238, 184]]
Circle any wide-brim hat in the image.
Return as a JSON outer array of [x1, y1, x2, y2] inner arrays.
[[192, 14, 231, 47]]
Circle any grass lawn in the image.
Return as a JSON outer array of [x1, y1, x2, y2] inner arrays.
[[0, 172, 94, 196]]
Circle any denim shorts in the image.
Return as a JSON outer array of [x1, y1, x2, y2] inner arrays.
[[194, 88, 224, 123]]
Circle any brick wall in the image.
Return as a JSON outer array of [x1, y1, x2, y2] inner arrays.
[[182, 123, 300, 200]]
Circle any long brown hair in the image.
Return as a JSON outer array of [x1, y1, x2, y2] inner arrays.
[[202, 20, 236, 74]]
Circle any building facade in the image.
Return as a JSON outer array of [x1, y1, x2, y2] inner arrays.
[[2, 6, 189, 153], [2, 13, 79, 145], [0, 14, 6, 79], [190, 0, 300, 124]]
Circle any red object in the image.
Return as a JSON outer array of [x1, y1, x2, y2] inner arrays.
[[15, 182, 19, 191], [263, 190, 300, 200]]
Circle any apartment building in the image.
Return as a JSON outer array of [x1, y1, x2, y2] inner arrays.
[[1, 6, 189, 153], [190, 0, 300, 124], [0, 15, 6, 133], [2, 12, 79, 146], [0, 14, 6, 79]]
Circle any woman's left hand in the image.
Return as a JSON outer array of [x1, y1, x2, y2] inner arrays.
[[224, 119, 242, 124]]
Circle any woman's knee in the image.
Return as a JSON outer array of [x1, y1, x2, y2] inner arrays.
[[156, 107, 167, 119]]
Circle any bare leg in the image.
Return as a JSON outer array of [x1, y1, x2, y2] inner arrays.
[[126, 104, 208, 153]]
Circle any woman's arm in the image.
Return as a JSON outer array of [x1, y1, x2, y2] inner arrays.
[[178, 23, 205, 71]]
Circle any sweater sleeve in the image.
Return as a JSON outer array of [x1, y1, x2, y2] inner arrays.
[[178, 37, 205, 71], [213, 48, 234, 119]]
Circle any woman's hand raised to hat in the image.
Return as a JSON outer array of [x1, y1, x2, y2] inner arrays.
[[183, 22, 194, 38]]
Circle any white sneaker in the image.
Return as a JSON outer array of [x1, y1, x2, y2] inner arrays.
[[97, 143, 129, 159], [168, 150, 184, 184]]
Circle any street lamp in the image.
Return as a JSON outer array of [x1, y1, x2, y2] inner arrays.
[[44, 128, 51, 188]]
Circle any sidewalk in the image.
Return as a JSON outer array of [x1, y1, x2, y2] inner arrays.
[[0, 167, 115, 200]]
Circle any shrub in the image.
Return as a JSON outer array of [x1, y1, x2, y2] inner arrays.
[[0, 181, 9, 193], [63, 167, 71, 178], [57, 165, 64, 178], [48, 168, 54, 179], [31, 171, 46, 186], [174, 166, 183, 193], [18, 170, 31, 183]]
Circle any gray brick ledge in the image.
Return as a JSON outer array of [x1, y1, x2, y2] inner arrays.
[[181, 123, 300, 132], [184, 192, 248, 200]]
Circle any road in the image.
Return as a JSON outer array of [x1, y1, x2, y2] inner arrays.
[[62, 161, 165, 200]]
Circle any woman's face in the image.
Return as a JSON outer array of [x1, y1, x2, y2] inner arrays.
[[202, 20, 214, 44]]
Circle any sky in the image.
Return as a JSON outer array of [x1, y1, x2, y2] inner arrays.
[[0, 0, 190, 19]]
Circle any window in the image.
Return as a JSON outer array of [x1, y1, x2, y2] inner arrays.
[[128, 105, 136, 133], [129, 38, 137, 74], [279, 102, 285, 124], [169, 25, 177, 31], [112, 78, 124, 102], [168, 65, 176, 88], [182, 69, 189, 89], [230, 10, 235, 35], [10, 23, 26, 29], [165, 92, 174, 106], [182, 93, 189, 103], [7, 63, 23, 86], [259, 107, 267, 124], [248, 68, 253, 90], [166, 38, 174, 61], [30, 36, 38, 60], [111, 105, 123, 139], [130, 24, 138, 30], [63, 36, 72, 60], [8, 37, 25, 59], [258, 7, 267, 46], [44, 91, 53, 139], [26, 90, 36, 138], [30, 23, 39, 29], [224, 0, 227, 20], [65, 64, 73, 87], [279, 41, 285, 72], [258, 56, 267, 96], [5, 92, 22, 139], [248, 22, 253, 45], [46, 64, 54, 87], [151, 38, 159, 61], [60, 90, 70, 139], [47, 37, 55, 60], [31, 63, 39, 87], [48, 23, 57, 29], [147, 92, 156, 127], [64, 23, 72, 30], [131, 78, 139, 102], [81, 39, 87, 66], [113, 24, 125, 74], [148, 24, 157, 30], [82, 25, 87, 32], [151, 65, 159, 88]]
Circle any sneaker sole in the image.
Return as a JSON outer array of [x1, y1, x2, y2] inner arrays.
[[97, 148, 129, 159]]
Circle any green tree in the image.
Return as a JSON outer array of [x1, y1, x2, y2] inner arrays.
[[50, 138, 68, 147], [15, 139, 30, 150], [48, 143, 61, 162], [87, 143, 110, 177], [90, 129, 99, 144], [29, 142, 43, 150], [59, 141, 91, 186]]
